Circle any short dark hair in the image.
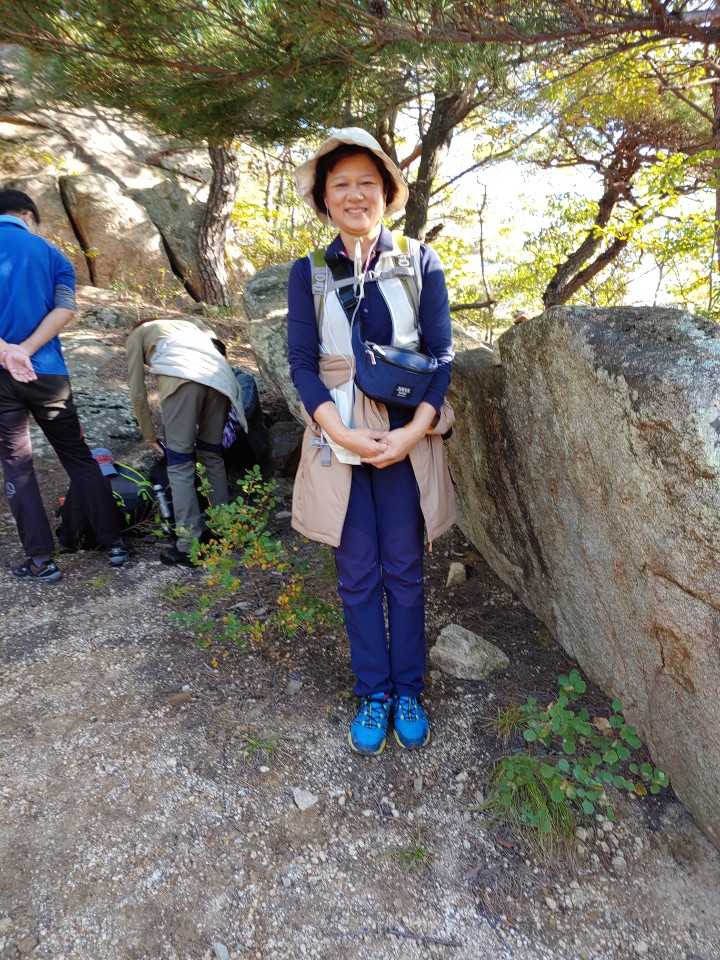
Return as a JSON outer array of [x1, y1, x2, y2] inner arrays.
[[0, 188, 40, 225], [311, 145, 397, 215]]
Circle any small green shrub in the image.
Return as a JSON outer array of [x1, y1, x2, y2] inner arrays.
[[484, 669, 669, 841], [170, 465, 338, 652]]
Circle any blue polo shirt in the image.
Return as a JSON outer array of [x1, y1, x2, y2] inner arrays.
[[0, 215, 76, 375]]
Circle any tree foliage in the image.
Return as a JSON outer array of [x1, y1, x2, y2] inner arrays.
[[320, 1, 720, 51], [4, 0, 720, 314], [1, 0, 359, 142]]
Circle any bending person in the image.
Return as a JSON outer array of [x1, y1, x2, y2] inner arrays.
[[126, 317, 247, 566], [287, 128, 456, 755]]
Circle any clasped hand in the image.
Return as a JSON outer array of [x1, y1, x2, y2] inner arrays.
[[360, 426, 417, 468], [0, 345, 36, 382]]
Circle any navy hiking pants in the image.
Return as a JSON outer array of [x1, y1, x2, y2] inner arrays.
[[333, 457, 425, 698]]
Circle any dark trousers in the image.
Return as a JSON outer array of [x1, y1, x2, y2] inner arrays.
[[0, 372, 122, 557], [333, 457, 426, 698]]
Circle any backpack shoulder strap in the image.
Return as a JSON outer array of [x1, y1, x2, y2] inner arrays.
[[309, 248, 328, 337], [375, 231, 422, 323], [114, 462, 151, 485]]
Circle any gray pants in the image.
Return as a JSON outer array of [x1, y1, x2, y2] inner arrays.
[[161, 380, 229, 553]]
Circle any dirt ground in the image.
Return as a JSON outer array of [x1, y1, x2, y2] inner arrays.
[[1, 302, 719, 960]]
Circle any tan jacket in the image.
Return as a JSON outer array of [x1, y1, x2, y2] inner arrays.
[[126, 318, 245, 442], [291, 355, 457, 547]]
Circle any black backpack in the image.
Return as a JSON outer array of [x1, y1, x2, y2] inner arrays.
[[56, 461, 158, 552], [223, 368, 269, 472]]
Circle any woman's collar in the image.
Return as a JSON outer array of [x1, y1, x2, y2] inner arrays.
[[329, 223, 394, 258]]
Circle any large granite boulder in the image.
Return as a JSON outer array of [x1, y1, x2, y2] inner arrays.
[[6, 173, 91, 285], [243, 263, 301, 420], [129, 173, 208, 299], [59, 173, 175, 296], [448, 306, 720, 847]]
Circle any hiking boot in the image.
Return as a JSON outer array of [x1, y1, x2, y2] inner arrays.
[[11, 558, 63, 583], [393, 696, 430, 749], [160, 545, 195, 568], [107, 545, 130, 567], [348, 692, 393, 756]]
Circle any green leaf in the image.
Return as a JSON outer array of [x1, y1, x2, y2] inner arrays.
[[523, 729, 537, 742], [581, 799, 595, 815], [550, 787, 565, 803], [612, 699, 623, 713], [557, 758, 570, 773]]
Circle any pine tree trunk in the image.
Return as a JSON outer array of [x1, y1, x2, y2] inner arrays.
[[711, 64, 720, 306], [196, 142, 240, 306], [403, 90, 477, 241]]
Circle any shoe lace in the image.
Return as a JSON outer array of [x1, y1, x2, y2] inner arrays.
[[395, 696, 423, 722], [357, 694, 391, 729]]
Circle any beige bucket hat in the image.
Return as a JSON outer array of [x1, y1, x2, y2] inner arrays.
[[294, 126, 409, 223]]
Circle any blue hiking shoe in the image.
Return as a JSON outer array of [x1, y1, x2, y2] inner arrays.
[[348, 693, 393, 756], [393, 696, 430, 749]]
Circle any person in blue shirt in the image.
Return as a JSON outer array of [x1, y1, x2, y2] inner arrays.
[[288, 129, 456, 755], [0, 189, 129, 582]]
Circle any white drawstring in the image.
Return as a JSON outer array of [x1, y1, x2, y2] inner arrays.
[[352, 234, 379, 322]]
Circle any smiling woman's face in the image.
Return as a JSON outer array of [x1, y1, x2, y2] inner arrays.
[[324, 153, 386, 242]]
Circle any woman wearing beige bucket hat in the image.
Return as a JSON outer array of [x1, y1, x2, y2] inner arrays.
[[287, 127, 456, 755]]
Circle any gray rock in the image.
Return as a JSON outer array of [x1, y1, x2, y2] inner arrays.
[[293, 788, 319, 811], [244, 264, 302, 422], [446, 561, 467, 587], [429, 623, 509, 680], [129, 173, 207, 299], [266, 421, 303, 478], [15, 934, 39, 955], [448, 305, 720, 848], [60, 173, 174, 296], [212, 942, 230, 960], [30, 326, 138, 459]]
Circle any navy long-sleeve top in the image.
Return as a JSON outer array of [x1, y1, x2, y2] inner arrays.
[[287, 225, 453, 423]]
